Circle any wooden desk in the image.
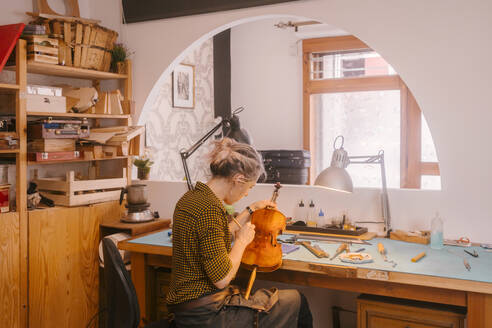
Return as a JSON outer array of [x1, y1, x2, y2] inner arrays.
[[119, 230, 492, 327]]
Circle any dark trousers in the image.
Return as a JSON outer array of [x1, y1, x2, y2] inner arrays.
[[173, 289, 313, 328]]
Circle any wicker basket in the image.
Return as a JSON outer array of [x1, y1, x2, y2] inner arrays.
[[28, 17, 118, 71]]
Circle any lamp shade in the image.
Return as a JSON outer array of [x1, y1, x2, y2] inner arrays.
[[226, 114, 252, 144], [314, 143, 353, 193], [314, 166, 353, 193]]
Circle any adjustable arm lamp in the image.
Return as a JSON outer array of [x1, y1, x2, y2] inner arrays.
[[314, 135, 391, 235], [180, 107, 251, 191]]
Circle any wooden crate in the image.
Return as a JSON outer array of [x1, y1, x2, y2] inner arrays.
[[28, 139, 75, 152], [33, 168, 127, 206], [25, 36, 58, 65]]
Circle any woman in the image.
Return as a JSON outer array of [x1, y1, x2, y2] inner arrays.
[[166, 138, 312, 327]]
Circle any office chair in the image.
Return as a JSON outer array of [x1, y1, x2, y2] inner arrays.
[[102, 237, 171, 328]]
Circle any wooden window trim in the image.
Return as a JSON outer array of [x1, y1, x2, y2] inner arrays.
[[303, 35, 439, 188]]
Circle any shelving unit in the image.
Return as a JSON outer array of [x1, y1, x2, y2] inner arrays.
[[0, 38, 135, 327], [28, 155, 130, 165]]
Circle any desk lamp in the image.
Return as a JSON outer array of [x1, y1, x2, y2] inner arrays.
[[180, 106, 251, 191], [314, 135, 391, 235]]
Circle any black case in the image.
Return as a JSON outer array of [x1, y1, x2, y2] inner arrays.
[[259, 150, 311, 185]]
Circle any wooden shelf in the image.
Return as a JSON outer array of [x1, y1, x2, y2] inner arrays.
[[6, 62, 128, 80], [28, 156, 130, 165], [0, 83, 20, 92], [0, 148, 19, 154], [0, 132, 18, 138], [27, 112, 131, 119]]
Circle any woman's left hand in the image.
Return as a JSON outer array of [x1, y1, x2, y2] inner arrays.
[[249, 200, 277, 212]]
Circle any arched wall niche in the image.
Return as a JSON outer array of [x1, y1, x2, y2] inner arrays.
[[137, 15, 439, 190]]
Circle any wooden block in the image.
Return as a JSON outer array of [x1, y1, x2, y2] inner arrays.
[[109, 90, 123, 115], [73, 23, 83, 67], [94, 91, 107, 114], [102, 145, 117, 157], [29, 139, 75, 152], [390, 230, 430, 245], [80, 24, 91, 68], [63, 22, 72, 66], [121, 100, 135, 115], [77, 144, 103, 159]]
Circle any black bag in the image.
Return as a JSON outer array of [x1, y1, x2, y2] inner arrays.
[[259, 150, 311, 185]]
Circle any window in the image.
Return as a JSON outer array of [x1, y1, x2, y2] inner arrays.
[[303, 36, 440, 189]]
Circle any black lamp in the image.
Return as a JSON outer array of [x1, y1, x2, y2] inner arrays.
[[180, 107, 251, 191]]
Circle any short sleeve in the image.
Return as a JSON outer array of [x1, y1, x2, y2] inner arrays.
[[197, 205, 232, 283]]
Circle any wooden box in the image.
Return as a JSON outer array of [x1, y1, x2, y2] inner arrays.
[[25, 36, 58, 65], [28, 139, 75, 152], [28, 151, 81, 162], [26, 94, 66, 113], [33, 168, 127, 207]]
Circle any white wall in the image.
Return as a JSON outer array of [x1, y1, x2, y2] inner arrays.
[[116, 0, 492, 244], [231, 18, 303, 150]]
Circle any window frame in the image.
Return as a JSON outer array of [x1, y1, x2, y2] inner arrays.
[[302, 35, 439, 188]]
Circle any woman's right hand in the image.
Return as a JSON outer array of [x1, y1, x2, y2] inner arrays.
[[235, 221, 255, 246]]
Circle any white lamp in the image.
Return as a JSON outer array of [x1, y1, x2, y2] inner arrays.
[[314, 135, 392, 235]]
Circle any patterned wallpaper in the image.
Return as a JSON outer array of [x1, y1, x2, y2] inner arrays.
[[141, 39, 217, 182]]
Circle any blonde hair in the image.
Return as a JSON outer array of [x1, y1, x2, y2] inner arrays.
[[208, 138, 264, 181]]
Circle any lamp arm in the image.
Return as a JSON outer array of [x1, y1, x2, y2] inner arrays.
[[348, 152, 391, 235], [180, 120, 228, 191]]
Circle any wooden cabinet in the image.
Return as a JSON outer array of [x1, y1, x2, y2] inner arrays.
[[357, 294, 465, 328], [0, 212, 20, 328], [0, 38, 135, 327], [28, 201, 122, 328]]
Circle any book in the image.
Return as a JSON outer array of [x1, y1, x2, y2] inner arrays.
[[0, 23, 25, 73]]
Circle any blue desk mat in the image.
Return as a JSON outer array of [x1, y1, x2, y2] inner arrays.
[[129, 229, 492, 283]]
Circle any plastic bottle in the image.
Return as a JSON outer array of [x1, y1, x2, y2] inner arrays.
[[430, 212, 444, 249], [294, 200, 306, 223], [306, 200, 317, 227], [317, 209, 325, 228]]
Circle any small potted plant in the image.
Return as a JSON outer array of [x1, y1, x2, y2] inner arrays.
[[133, 157, 153, 180], [110, 43, 133, 74]]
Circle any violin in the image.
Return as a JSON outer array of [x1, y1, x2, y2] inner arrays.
[[241, 182, 286, 298]]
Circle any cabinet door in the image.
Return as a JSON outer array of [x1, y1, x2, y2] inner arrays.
[[29, 206, 98, 328], [0, 212, 20, 328], [369, 316, 448, 328]]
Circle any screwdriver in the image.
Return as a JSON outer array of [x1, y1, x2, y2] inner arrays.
[[330, 243, 349, 260], [377, 242, 397, 267]]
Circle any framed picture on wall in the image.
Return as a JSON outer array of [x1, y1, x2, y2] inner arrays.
[[172, 63, 195, 108]]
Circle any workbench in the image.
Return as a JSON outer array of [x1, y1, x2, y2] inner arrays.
[[118, 229, 492, 327]]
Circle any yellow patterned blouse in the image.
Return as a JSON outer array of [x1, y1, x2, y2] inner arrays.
[[166, 182, 232, 305]]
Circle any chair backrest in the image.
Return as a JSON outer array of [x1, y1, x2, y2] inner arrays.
[[102, 237, 140, 328]]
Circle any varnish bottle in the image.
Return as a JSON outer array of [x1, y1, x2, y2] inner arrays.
[[306, 200, 317, 227]]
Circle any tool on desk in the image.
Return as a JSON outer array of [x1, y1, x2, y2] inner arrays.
[[281, 243, 300, 255], [297, 233, 371, 245], [330, 243, 349, 260], [447, 249, 472, 271], [464, 249, 478, 258], [444, 237, 471, 247], [411, 251, 426, 262], [377, 242, 397, 268], [299, 241, 329, 258], [354, 247, 365, 253], [481, 243, 492, 249]]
